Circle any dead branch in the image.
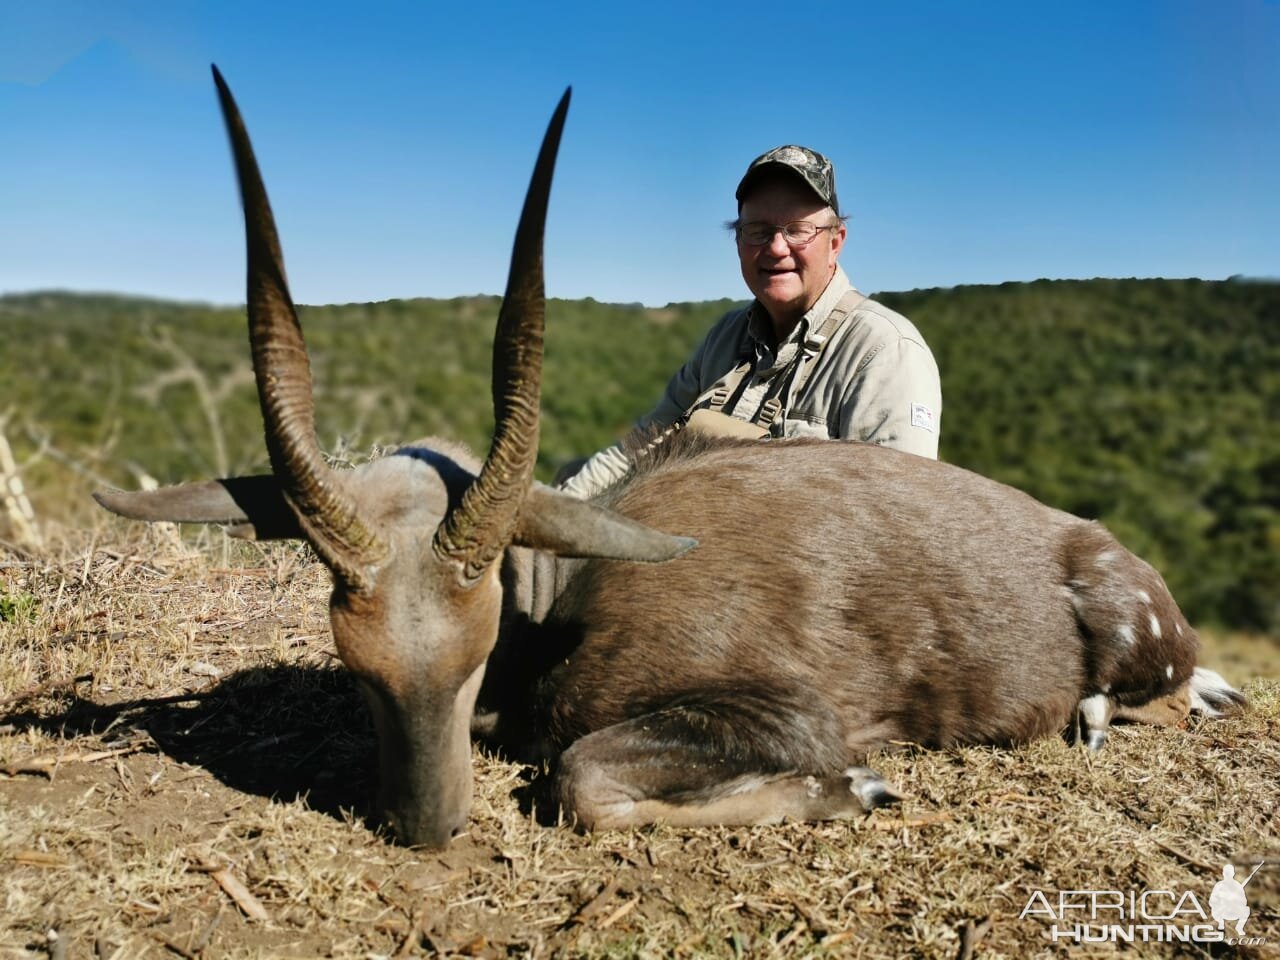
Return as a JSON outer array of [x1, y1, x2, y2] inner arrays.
[[191, 862, 270, 922], [134, 328, 254, 478], [0, 421, 43, 550], [1, 745, 148, 779]]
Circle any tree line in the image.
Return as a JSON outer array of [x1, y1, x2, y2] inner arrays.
[[1, 277, 1276, 632]]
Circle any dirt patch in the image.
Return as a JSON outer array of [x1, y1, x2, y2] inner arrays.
[[2, 532, 1277, 958]]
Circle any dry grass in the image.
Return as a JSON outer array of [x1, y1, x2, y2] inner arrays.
[[1, 527, 1277, 959]]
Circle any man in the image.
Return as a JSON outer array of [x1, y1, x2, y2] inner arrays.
[[561, 144, 941, 498], [1210, 863, 1252, 935]]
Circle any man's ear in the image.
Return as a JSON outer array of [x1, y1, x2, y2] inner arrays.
[[94, 475, 303, 540], [829, 218, 847, 259], [513, 483, 696, 562]]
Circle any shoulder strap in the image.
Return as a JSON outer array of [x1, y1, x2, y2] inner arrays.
[[790, 288, 866, 401], [700, 354, 756, 415], [689, 311, 759, 416], [755, 288, 866, 430]]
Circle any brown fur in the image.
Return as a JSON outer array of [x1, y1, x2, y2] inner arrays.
[[481, 434, 1214, 830]]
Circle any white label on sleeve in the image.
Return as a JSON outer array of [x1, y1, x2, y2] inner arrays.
[[910, 402, 935, 433]]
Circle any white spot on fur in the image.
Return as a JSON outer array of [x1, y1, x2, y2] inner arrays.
[[1096, 550, 1118, 566], [1149, 613, 1162, 639], [1116, 623, 1136, 647], [1166, 664, 1174, 679], [1100, 682, 1111, 693], [1176, 623, 1184, 637], [1137, 589, 1151, 604]]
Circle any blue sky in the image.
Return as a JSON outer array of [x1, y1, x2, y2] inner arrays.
[[2, 1, 1276, 306]]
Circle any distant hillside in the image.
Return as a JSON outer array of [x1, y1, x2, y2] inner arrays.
[[2, 278, 1277, 632]]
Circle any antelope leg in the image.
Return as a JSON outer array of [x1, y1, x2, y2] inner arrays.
[[554, 714, 900, 831]]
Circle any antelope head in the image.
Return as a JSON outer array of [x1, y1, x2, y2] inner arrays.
[[95, 67, 695, 847]]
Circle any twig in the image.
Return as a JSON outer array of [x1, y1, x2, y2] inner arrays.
[[197, 864, 269, 921], [1152, 839, 1218, 873], [152, 906, 222, 960], [0, 536, 37, 560], [565, 878, 622, 926], [741, 856, 790, 870], [19, 745, 145, 768], [2, 745, 146, 779], [95, 549, 168, 577], [459, 935, 493, 956], [152, 934, 197, 959], [985, 790, 1050, 805], [818, 931, 858, 947], [22, 430, 116, 489], [865, 811, 952, 831], [776, 920, 807, 952], [956, 916, 993, 960], [0, 673, 93, 710], [598, 896, 639, 929], [395, 900, 447, 959], [13, 850, 69, 868]]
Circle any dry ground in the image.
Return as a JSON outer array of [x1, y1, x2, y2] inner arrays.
[[1, 528, 1277, 959]]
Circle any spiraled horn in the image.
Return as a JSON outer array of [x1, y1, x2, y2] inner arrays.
[[212, 65, 388, 589], [433, 89, 571, 581]]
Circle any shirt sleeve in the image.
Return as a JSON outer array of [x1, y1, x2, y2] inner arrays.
[[837, 337, 942, 459], [560, 311, 741, 498], [640, 315, 728, 431]]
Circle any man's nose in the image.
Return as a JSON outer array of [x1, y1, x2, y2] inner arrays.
[[766, 229, 791, 257]]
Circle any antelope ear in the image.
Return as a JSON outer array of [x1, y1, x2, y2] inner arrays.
[[513, 484, 697, 562], [93, 475, 303, 541]]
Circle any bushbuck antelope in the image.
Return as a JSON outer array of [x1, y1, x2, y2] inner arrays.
[[97, 68, 1244, 848]]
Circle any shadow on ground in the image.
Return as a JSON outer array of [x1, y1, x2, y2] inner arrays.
[[2, 665, 380, 824]]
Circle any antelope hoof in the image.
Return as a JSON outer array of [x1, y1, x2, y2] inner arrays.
[[1076, 693, 1113, 753], [844, 766, 902, 810]]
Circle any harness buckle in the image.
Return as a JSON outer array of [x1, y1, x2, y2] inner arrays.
[[802, 332, 827, 355]]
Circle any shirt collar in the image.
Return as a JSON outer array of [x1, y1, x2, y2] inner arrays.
[[745, 265, 854, 351]]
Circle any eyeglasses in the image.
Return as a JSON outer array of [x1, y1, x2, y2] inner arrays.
[[736, 220, 839, 247]]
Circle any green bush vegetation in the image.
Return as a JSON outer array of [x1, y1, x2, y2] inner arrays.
[[1, 278, 1276, 633], [0, 591, 38, 623]]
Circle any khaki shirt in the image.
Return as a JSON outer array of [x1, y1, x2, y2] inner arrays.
[[563, 266, 941, 498]]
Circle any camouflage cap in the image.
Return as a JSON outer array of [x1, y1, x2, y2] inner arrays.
[[735, 145, 839, 216]]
